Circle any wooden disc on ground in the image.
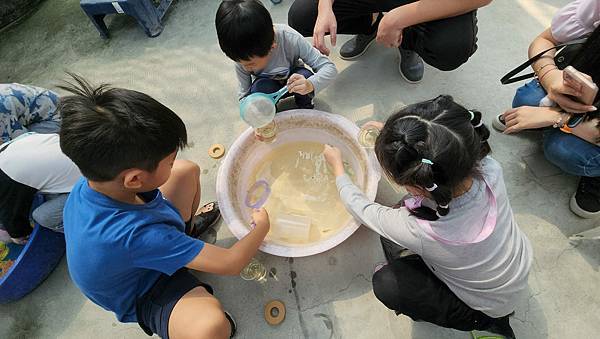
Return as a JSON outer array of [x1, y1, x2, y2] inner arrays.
[[208, 144, 225, 159], [264, 300, 285, 325]]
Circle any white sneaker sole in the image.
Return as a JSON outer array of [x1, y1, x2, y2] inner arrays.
[[569, 192, 600, 219], [492, 114, 507, 132], [339, 38, 376, 61]]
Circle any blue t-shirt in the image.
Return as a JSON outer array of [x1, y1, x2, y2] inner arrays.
[[63, 178, 204, 322]]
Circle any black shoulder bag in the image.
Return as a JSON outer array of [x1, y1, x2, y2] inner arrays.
[[500, 37, 588, 85]]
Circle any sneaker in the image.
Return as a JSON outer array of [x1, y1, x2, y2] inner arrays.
[[398, 48, 424, 83], [189, 202, 221, 240], [224, 311, 237, 338], [492, 114, 507, 132], [339, 33, 377, 60], [339, 14, 382, 60], [570, 177, 600, 218], [297, 102, 314, 109], [296, 95, 315, 109]]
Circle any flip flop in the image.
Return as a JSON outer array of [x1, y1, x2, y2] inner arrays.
[[189, 202, 221, 239]]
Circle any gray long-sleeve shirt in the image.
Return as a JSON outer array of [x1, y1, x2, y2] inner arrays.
[[235, 24, 338, 99], [336, 156, 532, 318]]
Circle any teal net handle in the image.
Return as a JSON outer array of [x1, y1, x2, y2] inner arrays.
[[269, 86, 288, 103]]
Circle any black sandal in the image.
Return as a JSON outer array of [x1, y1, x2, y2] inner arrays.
[[189, 202, 221, 239], [224, 311, 237, 337]]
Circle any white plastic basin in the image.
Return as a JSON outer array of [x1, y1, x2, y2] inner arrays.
[[216, 109, 381, 257]]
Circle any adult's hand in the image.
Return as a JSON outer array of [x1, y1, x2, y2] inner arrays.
[[313, 6, 337, 56], [376, 14, 403, 48], [502, 106, 562, 134], [541, 70, 597, 113]]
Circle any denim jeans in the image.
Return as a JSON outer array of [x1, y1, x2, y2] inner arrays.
[[0, 193, 67, 235], [513, 79, 600, 177], [31, 193, 69, 233], [249, 66, 314, 108], [512, 79, 547, 108]]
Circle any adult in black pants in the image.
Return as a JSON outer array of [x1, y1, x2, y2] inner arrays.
[[288, 0, 491, 83]]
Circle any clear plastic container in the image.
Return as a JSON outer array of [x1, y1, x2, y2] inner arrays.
[[274, 213, 312, 242], [357, 126, 380, 148]]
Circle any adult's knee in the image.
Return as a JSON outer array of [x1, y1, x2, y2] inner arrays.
[[31, 200, 65, 232], [420, 12, 478, 71], [288, 0, 318, 37], [512, 83, 546, 108], [31, 207, 50, 228], [543, 131, 595, 176]]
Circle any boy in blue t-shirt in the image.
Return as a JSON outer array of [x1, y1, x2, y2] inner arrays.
[[58, 74, 270, 339]]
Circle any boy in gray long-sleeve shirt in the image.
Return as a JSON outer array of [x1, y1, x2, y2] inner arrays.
[[216, 0, 337, 108]]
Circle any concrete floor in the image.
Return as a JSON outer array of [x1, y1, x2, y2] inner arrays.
[[1, 0, 599, 338]]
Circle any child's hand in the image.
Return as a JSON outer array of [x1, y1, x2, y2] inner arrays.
[[287, 74, 314, 95], [502, 106, 562, 134], [323, 144, 345, 176], [252, 208, 270, 231]]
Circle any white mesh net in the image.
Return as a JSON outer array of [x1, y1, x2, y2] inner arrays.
[[241, 96, 276, 128]]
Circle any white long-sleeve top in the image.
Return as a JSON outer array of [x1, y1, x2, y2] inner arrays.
[[336, 156, 533, 318]]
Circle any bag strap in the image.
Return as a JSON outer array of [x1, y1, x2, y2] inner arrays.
[[500, 38, 587, 85]]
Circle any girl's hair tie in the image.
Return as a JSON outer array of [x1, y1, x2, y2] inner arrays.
[[421, 158, 433, 165], [468, 110, 475, 121], [438, 204, 449, 209], [473, 121, 483, 128], [425, 183, 438, 192]]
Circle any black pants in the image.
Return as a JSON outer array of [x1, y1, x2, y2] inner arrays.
[[288, 0, 478, 71], [0, 143, 37, 239], [372, 238, 497, 331]]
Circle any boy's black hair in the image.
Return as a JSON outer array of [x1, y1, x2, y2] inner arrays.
[[57, 73, 188, 182], [215, 0, 274, 61], [375, 95, 491, 221]]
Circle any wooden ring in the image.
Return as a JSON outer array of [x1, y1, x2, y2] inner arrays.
[[264, 300, 285, 325], [208, 144, 225, 159]]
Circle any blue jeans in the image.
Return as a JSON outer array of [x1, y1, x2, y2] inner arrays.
[[513, 79, 600, 177], [512, 79, 547, 108], [250, 67, 314, 108], [0, 193, 67, 235], [31, 193, 69, 233]]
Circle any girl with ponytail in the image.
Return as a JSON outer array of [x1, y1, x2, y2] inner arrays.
[[324, 95, 532, 338]]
